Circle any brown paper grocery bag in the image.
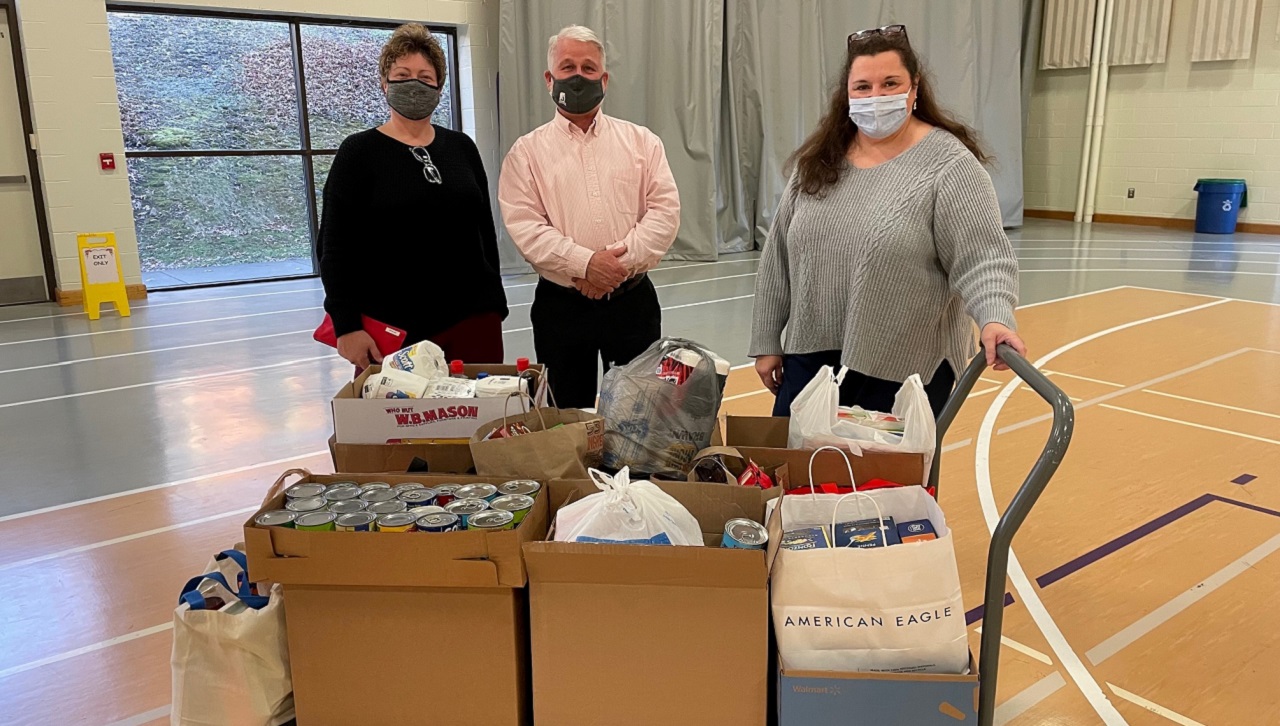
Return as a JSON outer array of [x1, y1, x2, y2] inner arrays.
[[469, 393, 604, 480]]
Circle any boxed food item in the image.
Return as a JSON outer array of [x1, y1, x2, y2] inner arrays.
[[777, 656, 978, 726], [244, 471, 549, 725], [523, 478, 778, 725]]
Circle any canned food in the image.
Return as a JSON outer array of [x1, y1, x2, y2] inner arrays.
[[498, 480, 542, 498], [408, 505, 446, 515], [722, 518, 769, 549], [328, 499, 368, 515], [367, 500, 408, 515], [376, 512, 418, 532], [398, 489, 438, 507], [325, 480, 359, 491], [295, 511, 337, 532], [416, 512, 463, 533], [468, 509, 515, 531], [335, 512, 377, 532], [490, 494, 535, 525], [392, 483, 427, 495], [454, 483, 498, 502], [285, 483, 326, 500], [323, 486, 361, 503], [444, 498, 489, 527], [432, 484, 462, 507], [360, 488, 400, 504], [285, 496, 327, 513], [360, 482, 392, 493], [255, 510, 298, 528]]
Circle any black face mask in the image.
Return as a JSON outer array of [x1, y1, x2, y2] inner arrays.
[[550, 74, 606, 115]]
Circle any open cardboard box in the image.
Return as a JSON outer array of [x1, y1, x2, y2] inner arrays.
[[778, 655, 979, 725], [332, 363, 546, 444], [724, 415, 925, 487], [244, 471, 548, 725], [328, 434, 475, 475], [522, 478, 780, 726]]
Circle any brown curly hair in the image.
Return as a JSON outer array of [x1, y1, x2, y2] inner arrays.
[[378, 23, 447, 87], [791, 33, 988, 196]]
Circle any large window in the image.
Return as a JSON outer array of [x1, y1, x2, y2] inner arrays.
[[108, 9, 459, 288]]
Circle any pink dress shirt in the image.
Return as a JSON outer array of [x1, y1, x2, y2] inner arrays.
[[498, 112, 681, 288]]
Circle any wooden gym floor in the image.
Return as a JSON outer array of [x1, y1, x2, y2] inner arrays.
[[1, 220, 1279, 724]]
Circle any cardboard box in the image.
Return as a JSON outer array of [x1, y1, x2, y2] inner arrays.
[[778, 657, 979, 725], [244, 472, 549, 726], [328, 434, 475, 474], [724, 416, 925, 487], [332, 363, 545, 444], [523, 479, 778, 726]]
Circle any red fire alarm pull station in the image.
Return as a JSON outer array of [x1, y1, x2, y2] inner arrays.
[[100, 153, 116, 171]]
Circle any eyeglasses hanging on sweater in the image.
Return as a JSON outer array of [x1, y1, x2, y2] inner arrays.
[[410, 146, 443, 184]]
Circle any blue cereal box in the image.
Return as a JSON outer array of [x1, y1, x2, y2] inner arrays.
[[780, 526, 831, 550]]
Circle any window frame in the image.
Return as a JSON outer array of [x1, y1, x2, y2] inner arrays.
[[107, 4, 462, 287]]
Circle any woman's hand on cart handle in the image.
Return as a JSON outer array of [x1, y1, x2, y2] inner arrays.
[[755, 355, 784, 394], [981, 323, 1026, 372]]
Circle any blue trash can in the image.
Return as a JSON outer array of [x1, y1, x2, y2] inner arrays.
[[1192, 178, 1248, 234]]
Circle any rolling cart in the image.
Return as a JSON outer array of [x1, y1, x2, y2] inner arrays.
[[930, 343, 1076, 725]]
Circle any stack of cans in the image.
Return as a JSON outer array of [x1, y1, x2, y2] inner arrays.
[[255, 479, 543, 534]]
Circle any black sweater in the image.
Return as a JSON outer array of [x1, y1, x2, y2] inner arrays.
[[318, 127, 508, 343]]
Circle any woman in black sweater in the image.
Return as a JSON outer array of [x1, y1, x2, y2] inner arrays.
[[318, 23, 508, 368]]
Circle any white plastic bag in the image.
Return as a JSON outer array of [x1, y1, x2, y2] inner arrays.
[[788, 366, 937, 482], [771, 448, 968, 674], [171, 548, 294, 726], [555, 468, 704, 546]]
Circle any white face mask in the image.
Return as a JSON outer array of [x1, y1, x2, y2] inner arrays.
[[847, 91, 912, 139]]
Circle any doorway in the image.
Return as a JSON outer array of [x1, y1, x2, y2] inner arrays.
[[0, 4, 51, 305]]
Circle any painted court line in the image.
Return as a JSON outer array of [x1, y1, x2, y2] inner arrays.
[[0, 305, 323, 347], [1021, 268, 1280, 276], [1142, 389, 1280, 421], [1043, 370, 1125, 388], [0, 623, 173, 680], [973, 626, 1053, 665], [1121, 285, 1280, 309], [1086, 531, 1280, 665], [993, 672, 1067, 726], [1106, 684, 1205, 726], [1100, 404, 1280, 445], [971, 300, 1232, 724], [0, 329, 314, 375], [723, 389, 769, 403], [1017, 255, 1280, 264], [0, 355, 341, 411], [0, 450, 328, 524], [105, 705, 171, 726], [0, 506, 259, 573]]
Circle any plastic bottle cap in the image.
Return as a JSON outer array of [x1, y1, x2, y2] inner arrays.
[[477, 372, 490, 379], [449, 360, 465, 374], [516, 357, 530, 372]]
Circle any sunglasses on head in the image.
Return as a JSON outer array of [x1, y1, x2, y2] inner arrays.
[[848, 24, 908, 45]]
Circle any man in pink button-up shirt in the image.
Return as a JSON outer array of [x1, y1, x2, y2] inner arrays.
[[499, 24, 680, 408]]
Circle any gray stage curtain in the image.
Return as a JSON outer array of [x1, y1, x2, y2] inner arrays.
[[1022, 0, 1045, 148], [497, 0, 1027, 270], [496, 0, 724, 271], [721, 0, 1027, 246]]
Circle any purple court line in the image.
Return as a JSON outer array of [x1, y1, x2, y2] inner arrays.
[[965, 592, 1014, 625], [1036, 494, 1280, 589], [1232, 474, 1257, 485]]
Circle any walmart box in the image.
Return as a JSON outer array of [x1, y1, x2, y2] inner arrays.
[[779, 657, 978, 725]]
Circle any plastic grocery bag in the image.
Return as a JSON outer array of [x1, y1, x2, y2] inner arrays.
[[555, 468, 704, 546], [171, 547, 294, 726], [788, 366, 937, 483], [599, 337, 725, 475], [770, 448, 968, 674]]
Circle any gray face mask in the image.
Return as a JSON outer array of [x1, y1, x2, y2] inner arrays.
[[386, 79, 441, 121]]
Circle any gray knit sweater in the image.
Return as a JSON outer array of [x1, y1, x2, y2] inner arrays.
[[749, 129, 1018, 383]]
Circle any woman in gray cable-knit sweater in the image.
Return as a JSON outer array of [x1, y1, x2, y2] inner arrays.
[[749, 25, 1026, 418]]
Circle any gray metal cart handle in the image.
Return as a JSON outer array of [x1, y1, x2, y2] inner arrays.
[[929, 344, 1075, 726]]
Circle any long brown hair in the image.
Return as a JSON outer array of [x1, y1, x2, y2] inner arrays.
[[790, 34, 988, 196]]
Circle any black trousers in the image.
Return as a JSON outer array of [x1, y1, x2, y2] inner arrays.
[[531, 277, 662, 409], [771, 351, 957, 418]]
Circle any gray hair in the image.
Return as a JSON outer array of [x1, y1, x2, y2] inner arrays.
[[547, 25, 606, 71]]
